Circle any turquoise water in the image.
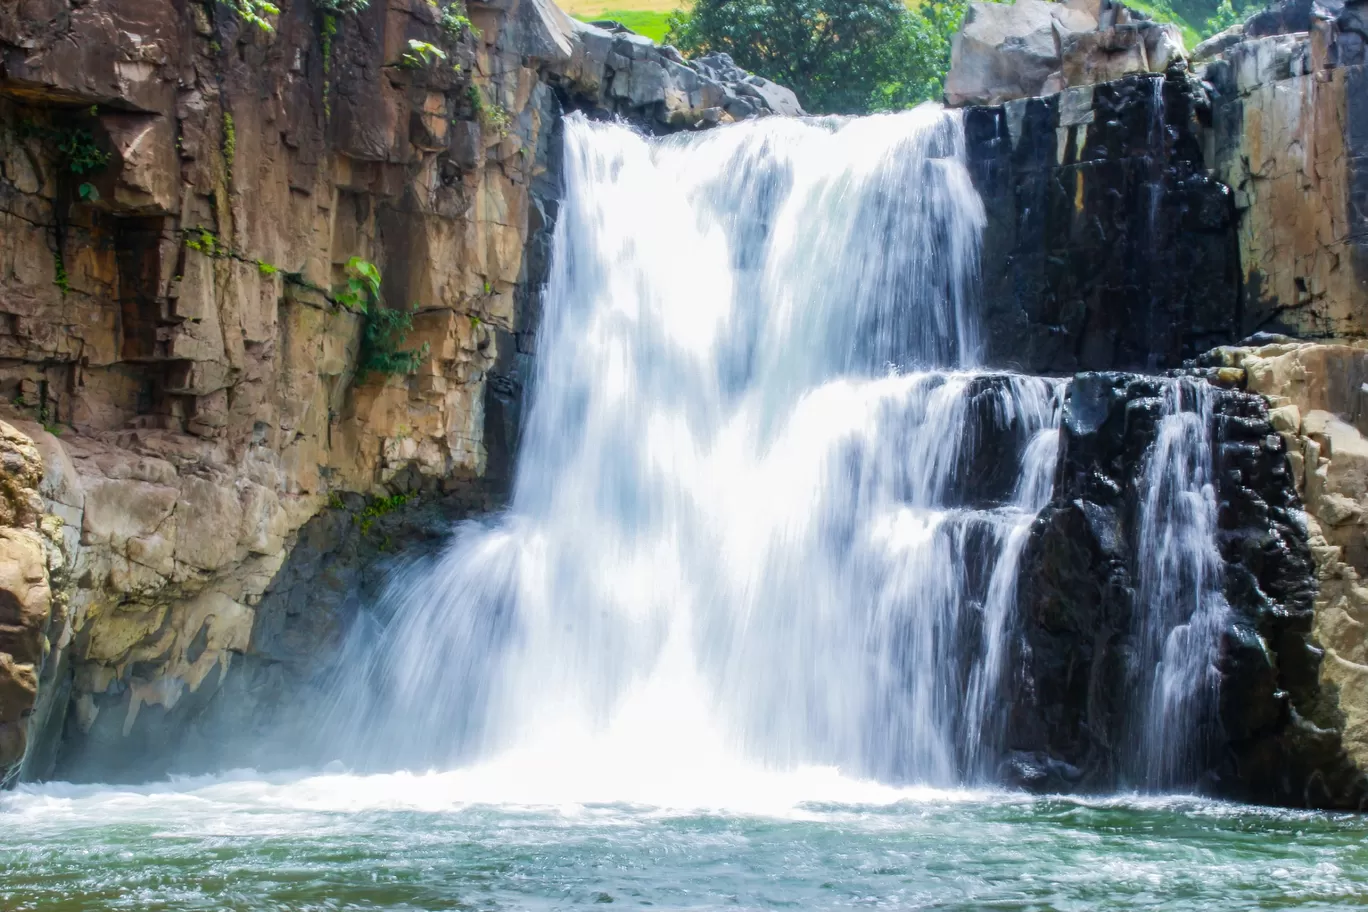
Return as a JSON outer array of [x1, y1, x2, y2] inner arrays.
[[3, 771, 1367, 911]]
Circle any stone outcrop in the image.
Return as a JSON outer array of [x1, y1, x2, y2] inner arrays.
[[1203, 10, 1368, 340], [946, 0, 1185, 106], [957, 1, 1368, 376], [1201, 342, 1368, 795], [0, 0, 796, 783], [0, 421, 63, 782]]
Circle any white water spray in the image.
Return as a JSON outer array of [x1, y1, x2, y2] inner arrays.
[[321, 109, 1063, 800], [321, 107, 1235, 805]]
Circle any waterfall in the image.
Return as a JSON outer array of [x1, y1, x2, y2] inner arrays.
[[1131, 378, 1228, 790], [319, 107, 1232, 800]]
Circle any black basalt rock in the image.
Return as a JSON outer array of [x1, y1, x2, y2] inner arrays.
[[966, 74, 1241, 374], [1004, 372, 1364, 807]]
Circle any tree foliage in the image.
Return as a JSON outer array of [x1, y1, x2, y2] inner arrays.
[[668, 0, 968, 115]]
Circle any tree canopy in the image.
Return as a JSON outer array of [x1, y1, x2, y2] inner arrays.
[[668, 0, 968, 115]]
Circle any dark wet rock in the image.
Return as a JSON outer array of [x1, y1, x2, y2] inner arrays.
[[1004, 371, 1367, 807], [967, 73, 1240, 374]]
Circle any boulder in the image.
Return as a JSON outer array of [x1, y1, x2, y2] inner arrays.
[[946, 0, 1098, 106], [946, 0, 1188, 105], [0, 421, 57, 779], [1061, 21, 1187, 86]]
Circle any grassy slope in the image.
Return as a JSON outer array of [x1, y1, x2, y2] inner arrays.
[[558, 0, 681, 42]]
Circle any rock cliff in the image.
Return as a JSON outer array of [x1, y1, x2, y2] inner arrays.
[[951, 0, 1368, 805], [0, 0, 797, 783]]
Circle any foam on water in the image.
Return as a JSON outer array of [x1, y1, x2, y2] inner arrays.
[[0, 765, 987, 826]]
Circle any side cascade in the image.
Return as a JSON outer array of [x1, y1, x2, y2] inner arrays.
[[318, 107, 1234, 798], [1131, 378, 1228, 790]]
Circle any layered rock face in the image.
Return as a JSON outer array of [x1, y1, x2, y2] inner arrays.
[[1205, 343, 1368, 794], [0, 0, 796, 783], [1203, 10, 1368, 339]]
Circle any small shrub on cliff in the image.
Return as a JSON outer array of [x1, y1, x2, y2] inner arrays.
[[231, 0, 281, 31], [332, 258, 428, 378], [668, 0, 962, 114], [468, 85, 512, 137], [315, 0, 370, 12], [356, 492, 417, 535], [20, 120, 110, 177], [55, 128, 110, 175], [335, 256, 383, 312], [400, 39, 448, 68], [439, 1, 475, 39], [360, 306, 428, 378]]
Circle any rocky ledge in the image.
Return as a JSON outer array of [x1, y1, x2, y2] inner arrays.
[[1005, 368, 1367, 807]]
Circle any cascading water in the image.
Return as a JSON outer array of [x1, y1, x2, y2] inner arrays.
[[1130, 378, 1228, 790], [322, 107, 1232, 802], [322, 108, 1064, 798]]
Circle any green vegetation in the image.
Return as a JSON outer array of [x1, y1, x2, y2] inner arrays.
[[230, 0, 281, 31], [360, 305, 427, 377], [315, 0, 370, 11], [438, 0, 475, 39], [468, 85, 512, 137], [577, 9, 674, 41], [575, 0, 1255, 116], [222, 111, 236, 174], [669, 0, 963, 114], [19, 117, 109, 296], [54, 127, 110, 174], [400, 39, 448, 68], [1127, 0, 1262, 43], [332, 257, 429, 378], [53, 251, 69, 294], [357, 492, 417, 534], [184, 227, 226, 256], [1122, 0, 1200, 46], [21, 120, 110, 176], [335, 256, 383, 312]]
